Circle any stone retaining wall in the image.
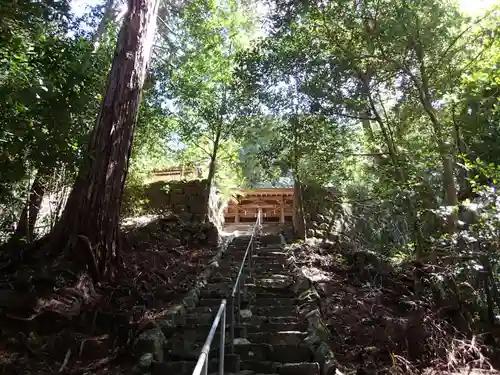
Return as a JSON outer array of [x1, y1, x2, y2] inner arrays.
[[144, 179, 226, 231], [284, 235, 346, 375]]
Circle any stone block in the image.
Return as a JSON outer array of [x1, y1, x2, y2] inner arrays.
[[157, 304, 186, 335], [134, 326, 165, 361], [225, 353, 241, 373], [280, 362, 320, 375], [292, 276, 311, 295], [240, 360, 281, 373], [306, 309, 331, 342], [183, 289, 199, 310], [139, 353, 154, 369], [232, 343, 273, 361]]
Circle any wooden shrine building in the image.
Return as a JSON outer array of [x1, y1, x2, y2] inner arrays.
[[224, 188, 294, 224]]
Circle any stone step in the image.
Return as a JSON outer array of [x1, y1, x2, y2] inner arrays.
[[192, 305, 226, 314], [165, 339, 251, 360], [243, 315, 300, 325], [200, 283, 296, 299], [252, 255, 288, 262], [232, 239, 252, 243], [224, 261, 270, 268], [152, 355, 240, 375], [230, 244, 252, 249], [225, 252, 287, 260], [191, 305, 296, 317], [196, 296, 294, 308], [197, 298, 233, 307], [251, 305, 298, 317], [233, 344, 312, 362], [260, 235, 283, 244], [245, 274, 295, 283], [246, 285, 295, 297], [240, 361, 320, 375], [185, 310, 300, 325], [165, 324, 248, 342], [172, 323, 248, 339], [208, 274, 235, 283], [230, 247, 252, 252], [229, 248, 285, 254], [186, 312, 226, 325], [253, 262, 288, 268], [152, 360, 196, 375], [216, 267, 288, 276], [252, 297, 297, 306], [247, 331, 307, 346], [256, 252, 288, 257], [205, 271, 295, 286], [250, 276, 294, 285], [168, 342, 312, 364], [208, 273, 292, 284], [199, 289, 232, 299], [245, 322, 308, 333], [200, 283, 231, 297], [161, 347, 315, 374]]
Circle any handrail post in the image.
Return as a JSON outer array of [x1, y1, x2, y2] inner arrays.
[[237, 281, 241, 326], [230, 296, 235, 354], [219, 306, 225, 375], [249, 237, 253, 279]]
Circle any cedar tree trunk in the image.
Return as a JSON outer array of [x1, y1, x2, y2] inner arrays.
[[47, 0, 160, 280], [12, 171, 46, 244]]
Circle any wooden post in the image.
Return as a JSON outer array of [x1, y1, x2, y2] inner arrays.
[[279, 194, 285, 223], [235, 207, 240, 224]]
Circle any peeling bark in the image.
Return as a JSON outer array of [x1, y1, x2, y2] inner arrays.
[[46, 0, 160, 280]]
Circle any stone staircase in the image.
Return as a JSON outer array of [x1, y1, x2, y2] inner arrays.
[[156, 234, 319, 375]]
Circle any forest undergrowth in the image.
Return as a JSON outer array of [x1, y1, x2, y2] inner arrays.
[[0, 217, 215, 374], [291, 238, 500, 375]]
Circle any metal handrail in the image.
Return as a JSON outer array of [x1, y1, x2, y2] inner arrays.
[[192, 300, 226, 375], [191, 212, 262, 375], [230, 211, 261, 353]]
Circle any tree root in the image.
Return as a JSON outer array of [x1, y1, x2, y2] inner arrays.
[[77, 235, 100, 281], [59, 348, 71, 372]]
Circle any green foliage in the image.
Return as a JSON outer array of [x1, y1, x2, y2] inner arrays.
[[0, 0, 115, 239], [155, 0, 259, 194]]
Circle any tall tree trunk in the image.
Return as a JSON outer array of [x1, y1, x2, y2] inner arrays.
[[13, 171, 46, 243], [423, 104, 458, 230], [91, 0, 116, 48], [205, 126, 221, 222], [362, 79, 425, 258], [411, 45, 458, 229], [292, 177, 306, 239], [359, 70, 384, 165], [46, 0, 160, 280], [291, 127, 306, 239], [453, 107, 471, 200]]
